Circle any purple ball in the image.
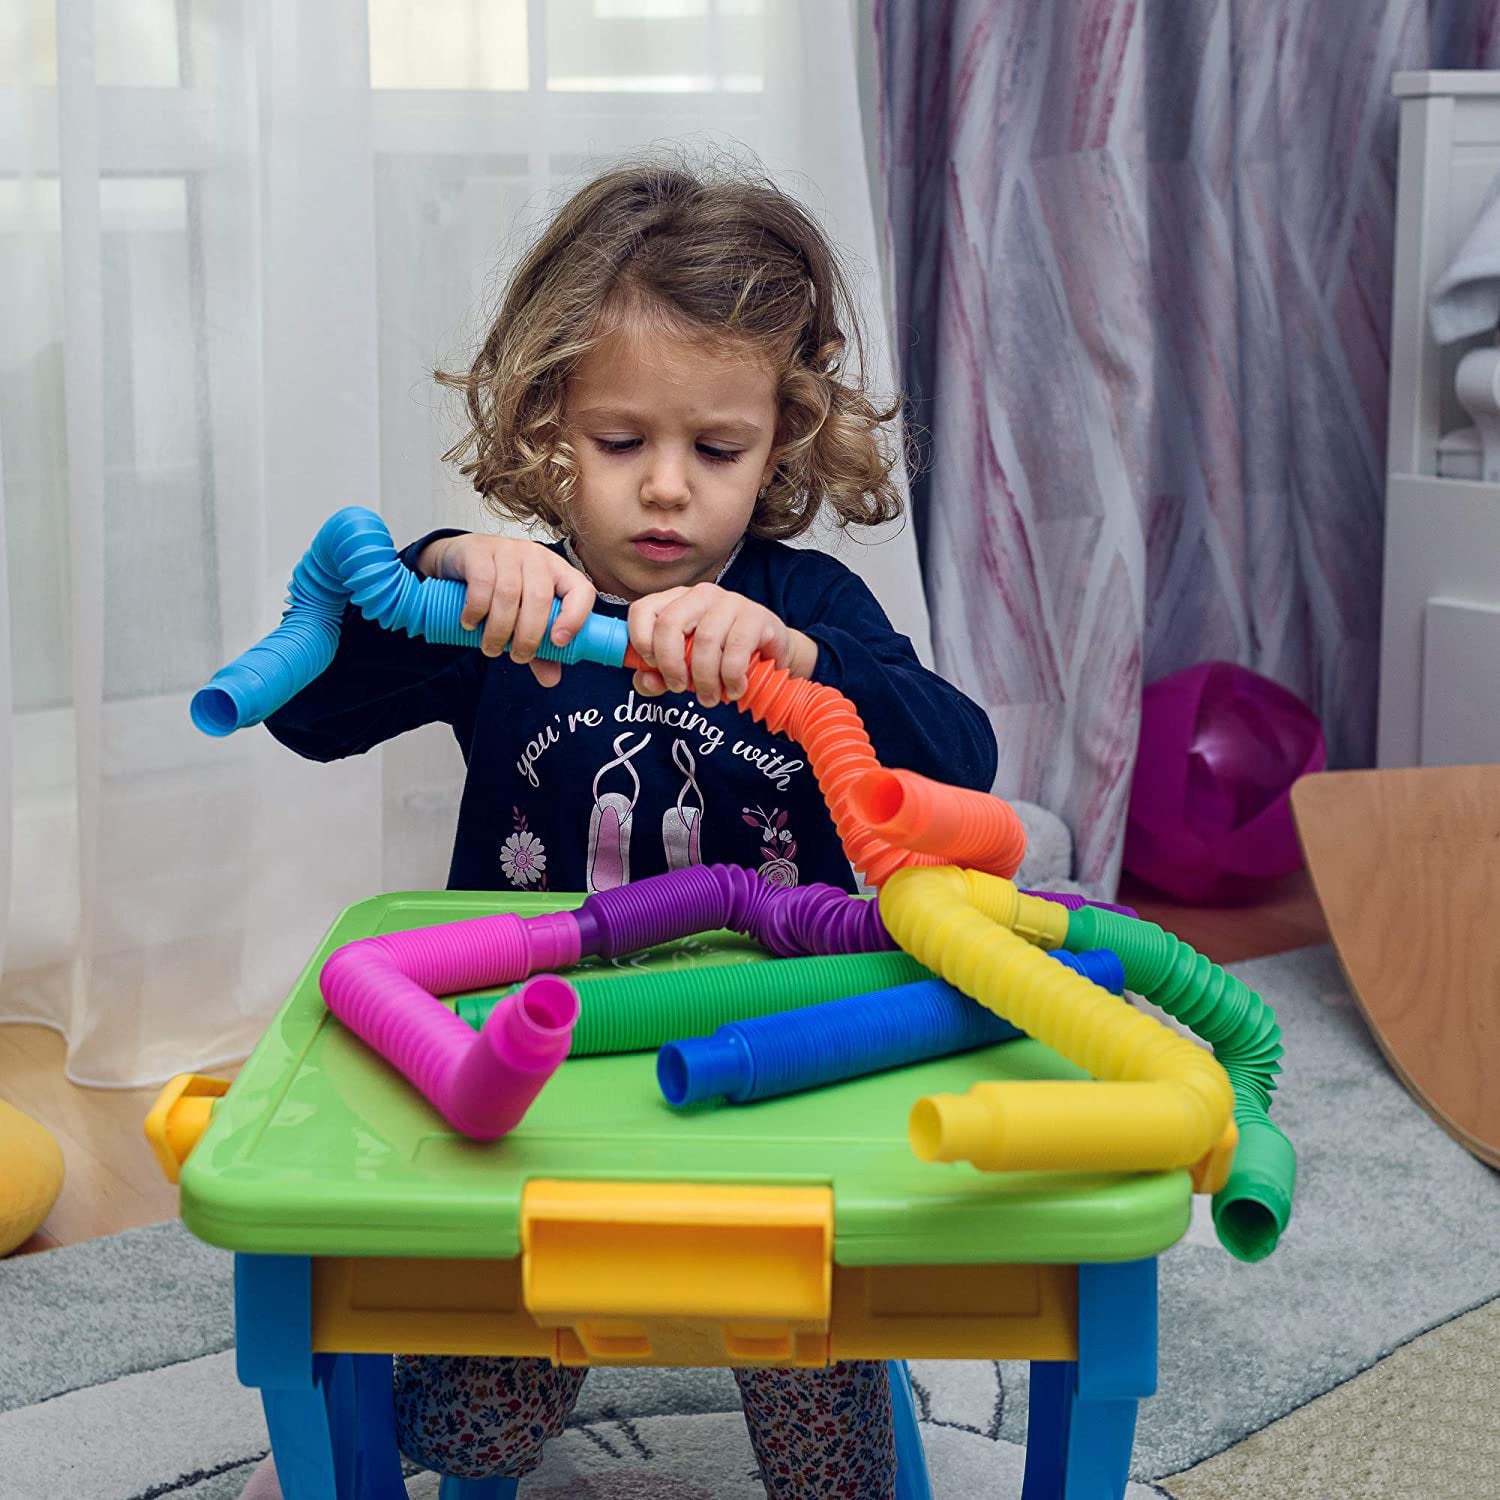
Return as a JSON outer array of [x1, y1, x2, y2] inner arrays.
[[1124, 662, 1326, 905]]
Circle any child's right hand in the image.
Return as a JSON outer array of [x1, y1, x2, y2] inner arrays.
[[417, 534, 596, 687]]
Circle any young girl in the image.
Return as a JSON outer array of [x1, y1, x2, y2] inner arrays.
[[249, 160, 997, 1498]]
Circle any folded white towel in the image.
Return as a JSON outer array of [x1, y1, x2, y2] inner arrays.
[[1431, 176, 1500, 343]]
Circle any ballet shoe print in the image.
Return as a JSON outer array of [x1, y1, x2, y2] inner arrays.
[[587, 731, 650, 892], [663, 738, 704, 871]]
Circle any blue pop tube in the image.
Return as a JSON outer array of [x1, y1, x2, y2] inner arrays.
[[1048, 946, 1126, 995], [657, 978, 1019, 1107], [191, 506, 631, 736], [655, 947, 1127, 1108]]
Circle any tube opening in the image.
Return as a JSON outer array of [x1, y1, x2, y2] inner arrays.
[[519, 975, 580, 1034], [190, 687, 240, 737], [1214, 1196, 1280, 1263], [856, 770, 906, 827], [657, 1044, 691, 1107], [907, 1097, 944, 1161]]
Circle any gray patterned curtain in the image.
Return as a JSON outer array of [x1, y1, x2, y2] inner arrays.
[[877, 0, 1500, 891]]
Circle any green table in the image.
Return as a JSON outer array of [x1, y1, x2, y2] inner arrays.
[[176, 891, 1188, 1499]]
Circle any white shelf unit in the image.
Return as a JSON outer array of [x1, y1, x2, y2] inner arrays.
[[1380, 71, 1500, 768]]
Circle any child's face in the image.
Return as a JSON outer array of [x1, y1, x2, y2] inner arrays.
[[562, 319, 778, 599]]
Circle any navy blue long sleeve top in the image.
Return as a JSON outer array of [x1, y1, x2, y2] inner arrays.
[[265, 533, 997, 895]]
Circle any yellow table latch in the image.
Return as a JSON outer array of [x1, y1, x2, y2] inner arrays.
[[522, 1180, 834, 1366], [144, 1073, 230, 1184]]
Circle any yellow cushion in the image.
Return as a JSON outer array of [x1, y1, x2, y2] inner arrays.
[[0, 1098, 64, 1255]]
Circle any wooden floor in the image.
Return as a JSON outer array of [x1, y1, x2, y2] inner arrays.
[[0, 1023, 243, 1256], [1, 870, 1328, 1257], [1115, 866, 1330, 966]]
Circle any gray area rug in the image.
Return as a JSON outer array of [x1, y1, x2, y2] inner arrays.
[[2, 945, 1496, 1499]]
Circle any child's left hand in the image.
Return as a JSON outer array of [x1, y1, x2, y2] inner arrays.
[[628, 583, 818, 706]]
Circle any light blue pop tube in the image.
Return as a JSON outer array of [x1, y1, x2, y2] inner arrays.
[[656, 978, 1022, 1107], [191, 506, 632, 736]]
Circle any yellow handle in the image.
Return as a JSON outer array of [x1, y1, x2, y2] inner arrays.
[[880, 867, 1235, 1175], [143, 1073, 230, 1183]]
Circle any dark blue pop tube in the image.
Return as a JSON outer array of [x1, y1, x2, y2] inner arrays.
[[657, 978, 1021, 1107], [655, 947, 1127, 1107], [1047, 947, 1126, 995], [191, 506, 631, 736]]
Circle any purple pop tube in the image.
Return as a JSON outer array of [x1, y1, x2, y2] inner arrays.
[[1023, 888, 1139, 919], [576, 865, 896, 960], [574, 871, 1136, 961]]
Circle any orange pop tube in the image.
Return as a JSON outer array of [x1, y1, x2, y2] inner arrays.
[[623, 645, 1016, 887], [852, 767, 1025, 878]]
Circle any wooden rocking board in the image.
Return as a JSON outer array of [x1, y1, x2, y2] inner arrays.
[[1291, 765, 1500, 1168]]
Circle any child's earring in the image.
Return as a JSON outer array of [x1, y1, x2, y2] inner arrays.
[[757, 485, 768, 500]]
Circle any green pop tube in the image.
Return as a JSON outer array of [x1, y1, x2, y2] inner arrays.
[[1064, 905, 1296, 1263], [456, 951, 933, 1055]]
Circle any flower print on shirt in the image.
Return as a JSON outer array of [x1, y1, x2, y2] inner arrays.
[[741, 804, 799, 888], [501, 808, 547, 888]]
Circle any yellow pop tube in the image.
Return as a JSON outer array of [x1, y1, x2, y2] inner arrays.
[[912, 1081, 1227, 1173], [880, 867, 1234, 1175]]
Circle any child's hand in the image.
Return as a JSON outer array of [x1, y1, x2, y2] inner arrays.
[[627, 583, 818, 706], [417, 534, 595, 687]]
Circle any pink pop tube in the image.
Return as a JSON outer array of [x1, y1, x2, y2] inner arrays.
[[448, 977, 579, 1139], [319, 914, 581, 1139], [318, 871, 892, 1137], [361, 909, 581, 990]]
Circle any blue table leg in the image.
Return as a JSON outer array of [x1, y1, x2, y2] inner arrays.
[[437, 1478, 520, 1499], [237, 1255, 338, 1500], [1021, 1360, 1073, 1499], [1021, 1258, 1158, 1500], [887, 1360, 934, 1500], [234, 1254, 407, 1500], [333, 1353, 410, 1500]]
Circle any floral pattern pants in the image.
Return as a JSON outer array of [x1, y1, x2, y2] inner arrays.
[[393, 1354, 896, 1497]]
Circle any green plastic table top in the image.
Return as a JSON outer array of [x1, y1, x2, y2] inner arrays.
[[180, 891, 1192, 1266]]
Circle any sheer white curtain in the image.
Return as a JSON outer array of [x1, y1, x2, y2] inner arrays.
[[0, 0, 927, 1086]]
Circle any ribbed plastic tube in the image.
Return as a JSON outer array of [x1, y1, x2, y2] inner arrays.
[[1047, 947, 1126, 995], [320, 950, 577, 1140], [1064, 904, 1295, 1263], [191, 507, 631, 736], [657, 648, 1022, 888], [314, 874, 901, 1138], [657, 978, 1023, 1106], [459, 951, 934, 1052], [318, 912, 582, 1138], [457, 944, 1122, 1051], [1024, 889, 1139, 919], [852, 768, 1027, 878], [576, 865, 895, 960], [877, 867, 1237, 1179], [195, 508, 1028, 886]]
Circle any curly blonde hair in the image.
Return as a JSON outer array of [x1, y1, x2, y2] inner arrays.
[[436, 155, 903, 540]]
